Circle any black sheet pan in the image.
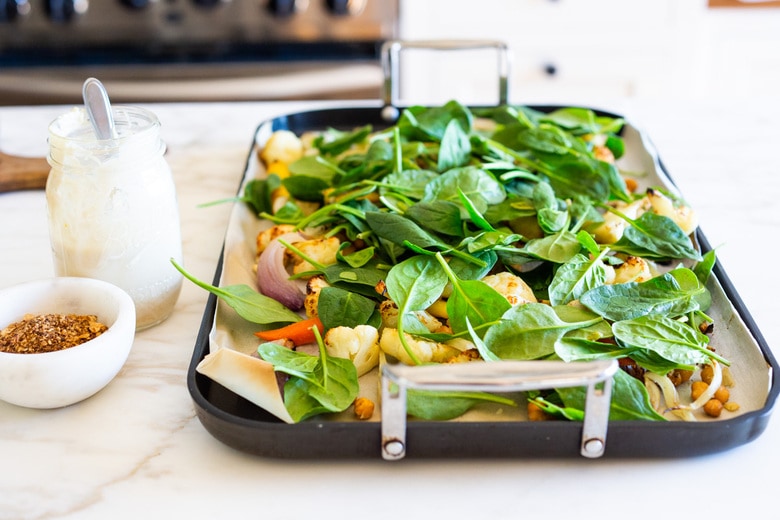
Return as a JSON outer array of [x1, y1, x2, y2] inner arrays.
[[187, 105, 779, 459]]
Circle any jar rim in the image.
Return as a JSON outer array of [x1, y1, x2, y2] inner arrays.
[[48, 105, 161, 143]]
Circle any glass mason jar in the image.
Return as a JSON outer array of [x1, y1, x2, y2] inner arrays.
[[46, 106, 183, 331]]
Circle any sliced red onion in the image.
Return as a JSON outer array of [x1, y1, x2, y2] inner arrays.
[[256, 232, 307, 310]]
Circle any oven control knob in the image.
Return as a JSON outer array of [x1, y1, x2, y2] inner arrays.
[[192, 0, 222, 7], [120, 0, 151, 9], [325, 0, 350, 15], [45, 0, 87, 22], [0, 0, 30, 22], [267, 0, 296, 17]]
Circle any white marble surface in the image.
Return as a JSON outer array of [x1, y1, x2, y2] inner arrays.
[[1, 98, 778, 520]]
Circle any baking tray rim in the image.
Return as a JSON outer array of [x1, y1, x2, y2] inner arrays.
[[186, 103, 780, 459]]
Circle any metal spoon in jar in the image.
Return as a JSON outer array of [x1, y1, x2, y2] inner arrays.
[[82, 77, 117, 140]]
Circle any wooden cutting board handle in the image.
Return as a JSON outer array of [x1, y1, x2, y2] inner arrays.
[[0, 152, 50, 193]]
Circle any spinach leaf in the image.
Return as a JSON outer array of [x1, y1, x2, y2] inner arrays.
[[540, 107, 600, 133], [399, 100, 473, 141], [580, 268, 708, 322], [385, 255, 448, 364], [466, 317, 501, 362], [314, 125, 372, 156], [366, 210, 444, 250], [612, 314, 726, 367], [554, 336, 629, 362], [438, 118, 471, 171], [242, 175, 280, 216], [483, 303, 602, 360], [257, 340, 359, 423], [553, 304, 612, 340], [447, 278, 511, 335], [556, 368, 666, 421], [386, 255, 447, 313], [458, 188, 496, 232], [516, 125, 572, 155], [548, 251, 608, 306], [576, 229, 601, 256], [612, 211, 701, 261], [436, 253, 511, 335], [171, 259, 301, 325], [483, 195, 536, 224], [336, 243, 375, 268], [322, 261, 387, 291], [523, 228, 581, 263], [448, 250, 497, 281], [282, 175, 329, 202], [404, 200, 464, 237], [317, 286, 377, 331], [380, 170, 439, 201], [283, 380, 332, 423], [461, 230, 524, 254], [533, 181, 568, 234], [543, 156, 612, 203], [423, 166, 505, 215], [288, 155, 338, 181], [406, 389, 516, 420], [629, 348, 696, 374], [694, 249, 717, 285]]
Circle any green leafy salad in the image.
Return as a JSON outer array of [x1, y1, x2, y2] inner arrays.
[[179, 101, 734, 424]]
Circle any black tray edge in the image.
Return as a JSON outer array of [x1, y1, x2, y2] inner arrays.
[[185, 105, 779, 459]]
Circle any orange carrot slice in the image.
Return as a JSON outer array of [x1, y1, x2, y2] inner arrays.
[[254, 316, 324, 346]]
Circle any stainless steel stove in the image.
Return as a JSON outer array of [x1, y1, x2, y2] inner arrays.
[[0, 0, 399, 104]]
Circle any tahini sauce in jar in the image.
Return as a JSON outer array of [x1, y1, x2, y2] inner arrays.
[[46, 106, 182, 330]]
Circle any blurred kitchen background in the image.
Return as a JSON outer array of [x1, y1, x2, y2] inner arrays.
[[0, 0, 778, 106]]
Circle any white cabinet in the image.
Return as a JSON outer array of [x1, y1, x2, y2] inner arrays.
[[397, 0, 780, 103]]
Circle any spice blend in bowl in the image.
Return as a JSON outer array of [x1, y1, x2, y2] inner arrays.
[[0, 313, 108, 353], [0, 277, 135, 409]]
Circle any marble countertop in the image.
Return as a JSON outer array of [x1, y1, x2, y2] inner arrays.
[[1, 98, 778, 520]]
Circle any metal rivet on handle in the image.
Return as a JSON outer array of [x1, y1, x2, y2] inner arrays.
[[582, 438, 604, 457], [383, 440, 405, 458]]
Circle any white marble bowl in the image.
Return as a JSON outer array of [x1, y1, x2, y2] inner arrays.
[[0, 277, 136, 409]]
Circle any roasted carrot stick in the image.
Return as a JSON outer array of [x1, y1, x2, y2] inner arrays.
[[254, 316, 324, 346]]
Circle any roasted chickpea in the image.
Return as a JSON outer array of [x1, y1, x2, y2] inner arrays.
[[353, 397, 375, 420], [714, 386, 730, 404], [690, 380, 709, 402], [703, 398, 723, 418], [700, 364, 715, 385], [668, 369, 693, 387], [527, 401, 551, 422]]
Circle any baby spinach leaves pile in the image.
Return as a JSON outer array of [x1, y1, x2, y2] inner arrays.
[[244, 100, 720, 423]]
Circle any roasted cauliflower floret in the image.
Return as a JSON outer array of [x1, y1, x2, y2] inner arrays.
[[324, 325, 380, 377], [446, 348, 481, 363], [303, 276, 329, 318], [378, 300, 447, 333], [259, 130, 304, 166], [593, 145, 615, 164], [285, 236, 340, 275], [256, 224, 297, 256], [481, 272, 537, 306], [379, 328, 461, 365], [604, 255, 654, 284], [646, 188, 698, 236], [592, 197, 651, 244]]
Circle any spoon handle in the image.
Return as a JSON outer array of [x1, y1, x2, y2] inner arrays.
[[82, 78, 116, 140]]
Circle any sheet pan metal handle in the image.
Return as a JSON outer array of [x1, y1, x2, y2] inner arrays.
[[380, 39, 511, 121], [380, 359, 618, 461]]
